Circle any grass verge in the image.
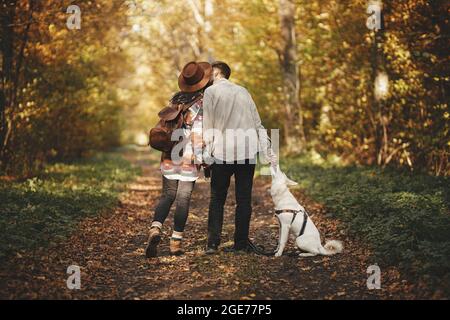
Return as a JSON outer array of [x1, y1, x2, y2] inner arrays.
[[0, 152, 140, 260], [282, 155, 450, 294]]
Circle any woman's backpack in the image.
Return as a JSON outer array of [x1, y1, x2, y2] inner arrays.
[[148, 97, 201, 153]]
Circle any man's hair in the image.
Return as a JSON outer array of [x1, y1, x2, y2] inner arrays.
[[212, 61, 231, 79]]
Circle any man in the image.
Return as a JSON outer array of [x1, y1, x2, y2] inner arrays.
[[202, 61, 276, 254]]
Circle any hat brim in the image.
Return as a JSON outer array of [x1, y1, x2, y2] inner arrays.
[[178, 62, 213, 93]]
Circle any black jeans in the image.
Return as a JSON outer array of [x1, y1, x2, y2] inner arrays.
[[207, 160, 256, 248], [153, 176, 195, 233]]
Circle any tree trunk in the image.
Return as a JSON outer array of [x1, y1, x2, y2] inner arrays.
[[187, 0, 214, 61], [0, 0, 33, 170], [279, 0, 305, 152], [368, 2, 386, 166], [204, 0, 214, 62], [0, 1, 16, 164]]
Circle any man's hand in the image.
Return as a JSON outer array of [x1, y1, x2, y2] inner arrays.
[[268, 153, 278, 168]]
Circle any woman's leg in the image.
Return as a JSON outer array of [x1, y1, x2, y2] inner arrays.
[[169, 180, 195, 255], [152, 176, 178, 228], [172, 180, 195, 235], [146, 176, 178, 258]]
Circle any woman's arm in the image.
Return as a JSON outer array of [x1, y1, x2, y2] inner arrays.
[[190, 101, 204, 165]]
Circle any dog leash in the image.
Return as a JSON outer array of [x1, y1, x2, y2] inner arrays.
[[247, 238, 278, 256]]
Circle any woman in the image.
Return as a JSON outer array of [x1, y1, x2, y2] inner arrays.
[[145, 61, 212, 257]]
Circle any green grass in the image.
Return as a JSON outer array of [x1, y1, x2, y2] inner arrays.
[[0, 152, 140, 261], [283, 155, 450, 292]]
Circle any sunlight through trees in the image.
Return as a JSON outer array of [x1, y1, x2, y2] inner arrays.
[[0, 0, 448, 175]]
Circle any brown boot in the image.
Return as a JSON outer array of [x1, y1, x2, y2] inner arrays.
[[170, 238, 185, 256], [145, 226, 161, 258]]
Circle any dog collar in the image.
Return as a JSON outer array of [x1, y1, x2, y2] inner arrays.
[[275, 209, 299, 215]]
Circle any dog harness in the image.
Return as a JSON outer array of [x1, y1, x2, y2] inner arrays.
[[275, 209, 308, 237]]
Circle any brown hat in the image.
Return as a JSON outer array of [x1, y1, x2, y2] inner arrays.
[[178, 61, 212, 93]]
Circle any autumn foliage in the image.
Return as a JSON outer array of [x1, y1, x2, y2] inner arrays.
[[1, 0, 129, 175], [1, 0, 448, 176], [1, 1, 449, 301]]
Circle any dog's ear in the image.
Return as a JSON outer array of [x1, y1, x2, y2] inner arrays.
[[283, 172, 298, 186]]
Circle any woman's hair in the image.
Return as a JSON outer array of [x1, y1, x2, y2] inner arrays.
[[171, 81, 211, 104], [170, 90, 203, 105]]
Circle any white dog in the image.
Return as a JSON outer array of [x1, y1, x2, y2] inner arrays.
[[270, 166, 343, 257]]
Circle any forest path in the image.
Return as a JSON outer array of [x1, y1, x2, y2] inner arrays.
[[0, 148, 418, 299]]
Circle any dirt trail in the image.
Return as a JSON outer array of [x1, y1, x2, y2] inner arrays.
[[0, 148, 421, 299]]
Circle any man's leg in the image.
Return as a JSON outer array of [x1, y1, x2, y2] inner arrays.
[[207, 163, 232, 248], [233, 161, 256, 249]]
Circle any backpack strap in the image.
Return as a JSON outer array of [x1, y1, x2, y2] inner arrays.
[[179, 94, 203, 129], [181, 93, 203, 112]]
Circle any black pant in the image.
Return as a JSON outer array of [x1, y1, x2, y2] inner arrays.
[[153, 176, 195, 233], [207, 160, 256, 248]]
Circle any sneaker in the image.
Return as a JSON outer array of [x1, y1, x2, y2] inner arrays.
[[205, 244, 219, 255], [145, 227, 162, 258], [170, 238, 185, 256]]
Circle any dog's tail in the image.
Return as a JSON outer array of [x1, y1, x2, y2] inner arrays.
[[319, 240, 343, 255]]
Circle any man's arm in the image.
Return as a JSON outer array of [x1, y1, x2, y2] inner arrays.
[[202, 88, 215, 164], [245, 90, 277, 165]]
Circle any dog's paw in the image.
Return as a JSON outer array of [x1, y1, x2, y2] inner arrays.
[[274, 252, 282, 257]]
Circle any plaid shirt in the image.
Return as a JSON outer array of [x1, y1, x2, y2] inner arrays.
[[160, 99, 203, 181]]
